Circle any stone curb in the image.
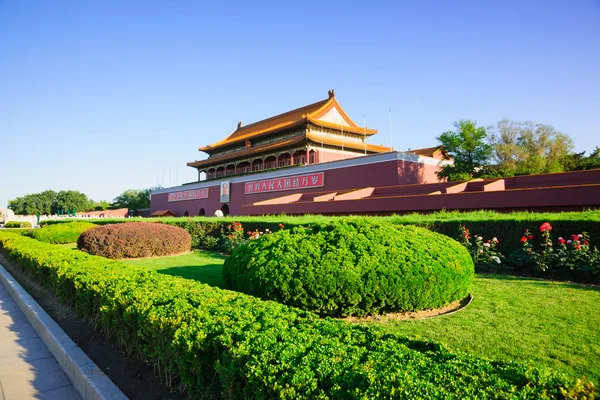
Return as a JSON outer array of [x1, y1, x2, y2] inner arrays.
[[0, 263, 127, 400]]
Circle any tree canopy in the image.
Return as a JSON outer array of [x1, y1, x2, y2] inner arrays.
[[8, 190, 97, 215], [111, 187, 159, 210], [437, 118, 595, 181], [487, 120, 574, 175], [436, 120, 492, 181]]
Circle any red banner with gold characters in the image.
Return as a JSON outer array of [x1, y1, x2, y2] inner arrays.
[[245, 172, 324, 194], [168, 188, 209, 202]]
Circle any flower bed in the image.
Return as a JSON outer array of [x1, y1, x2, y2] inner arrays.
[[0, 231, 594, 398]]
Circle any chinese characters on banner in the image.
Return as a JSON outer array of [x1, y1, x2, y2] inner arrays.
[[168, 188, 209, 202], [245, 172, 324, 194]]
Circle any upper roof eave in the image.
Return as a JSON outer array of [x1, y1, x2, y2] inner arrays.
[[307, 117, 377, 136], [199, 95, 335, 152], [198, 91, 375, 153], [306, 132, 391, 153]]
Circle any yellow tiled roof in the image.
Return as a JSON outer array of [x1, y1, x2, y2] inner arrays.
[[306, 133, 391, 153], [199, 91, 376, 153]]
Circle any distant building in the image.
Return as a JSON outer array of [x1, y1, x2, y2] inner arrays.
[[187, 90, 393, 180], [150, 91, 444, 216]]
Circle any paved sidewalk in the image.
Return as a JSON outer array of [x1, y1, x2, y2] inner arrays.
[[0, 280, 80, 400]]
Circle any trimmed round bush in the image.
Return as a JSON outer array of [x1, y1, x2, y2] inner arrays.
[[77, 222, 191, 259], [224, 220, 474, 317], [32, 221, 97, 244]]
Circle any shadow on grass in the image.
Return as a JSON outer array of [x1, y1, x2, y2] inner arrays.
[[154, 264, 225, 289], [478, 273, 600, 292]]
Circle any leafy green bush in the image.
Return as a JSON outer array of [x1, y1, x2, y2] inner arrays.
[[0, 231, 595, 398], [4, 221, 32, 228], [77, 222, 191, 259], [32, 221, 97, 244], [224, 220, 474, 317]]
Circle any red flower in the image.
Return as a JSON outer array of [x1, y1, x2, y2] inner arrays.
[[528, 235, 534, 240], [540, 222, 552, 232], [583, 240, 589, 245], [520, 236, 528, 243], [558, 238, 566, 245], [571, 234, 578, 240]]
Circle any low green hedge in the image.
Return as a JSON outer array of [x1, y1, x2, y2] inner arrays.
[[4, 221, 32, 228], [39, 210, 600, 256], [0, 231, 595, 398], [224, 221, 474, 317], [32, 221, 97, 244], [78, 222, 191, 259]]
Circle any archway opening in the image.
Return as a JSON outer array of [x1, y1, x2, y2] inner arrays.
[[220, 204, 230, 216], [199, 208, 205, 216], [184, 211, 190, 217]]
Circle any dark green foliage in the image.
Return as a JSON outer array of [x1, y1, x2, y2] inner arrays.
[[224, 221, 474, 317], [77, 222, 191, 259], [436, 119, 492, 181], [4, 221, 32, 228], [111, 187, 158, 210], [32, 221, 97, 244], [8, 190, 96, 215], [0, 232, 595, 398], [563, 147, 600, 172]]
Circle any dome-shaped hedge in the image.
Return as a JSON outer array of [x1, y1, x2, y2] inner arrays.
[[33, 221, 97, 244], [78, 222, 191, 259], [223, 220, 474, 317]]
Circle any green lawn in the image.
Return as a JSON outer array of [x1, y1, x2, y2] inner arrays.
[[375, 274, 600, 384], [57, 243, 78, 250], [122, 250, 226, 288]]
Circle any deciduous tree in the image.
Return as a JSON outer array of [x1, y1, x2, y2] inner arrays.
[[488, 120, 574, 175], [437, 120, 492, 181]]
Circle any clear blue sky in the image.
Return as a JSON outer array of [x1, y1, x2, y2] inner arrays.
[[1, 0, 599, 208]]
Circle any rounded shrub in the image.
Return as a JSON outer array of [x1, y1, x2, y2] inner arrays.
[[32, 221, 97, 244], [224, 220, 474, 317], [77, 222, 191, 259]]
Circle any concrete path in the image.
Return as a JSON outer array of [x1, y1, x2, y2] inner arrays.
[[0, 280, 80, 400]]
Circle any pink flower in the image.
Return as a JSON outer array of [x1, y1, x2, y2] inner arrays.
[[483, 243, 490, 247], [578, 234, 583, 238], [540, 222, 552, 232], [567, 240, 572, 244], [492, 237, 498, 242]]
